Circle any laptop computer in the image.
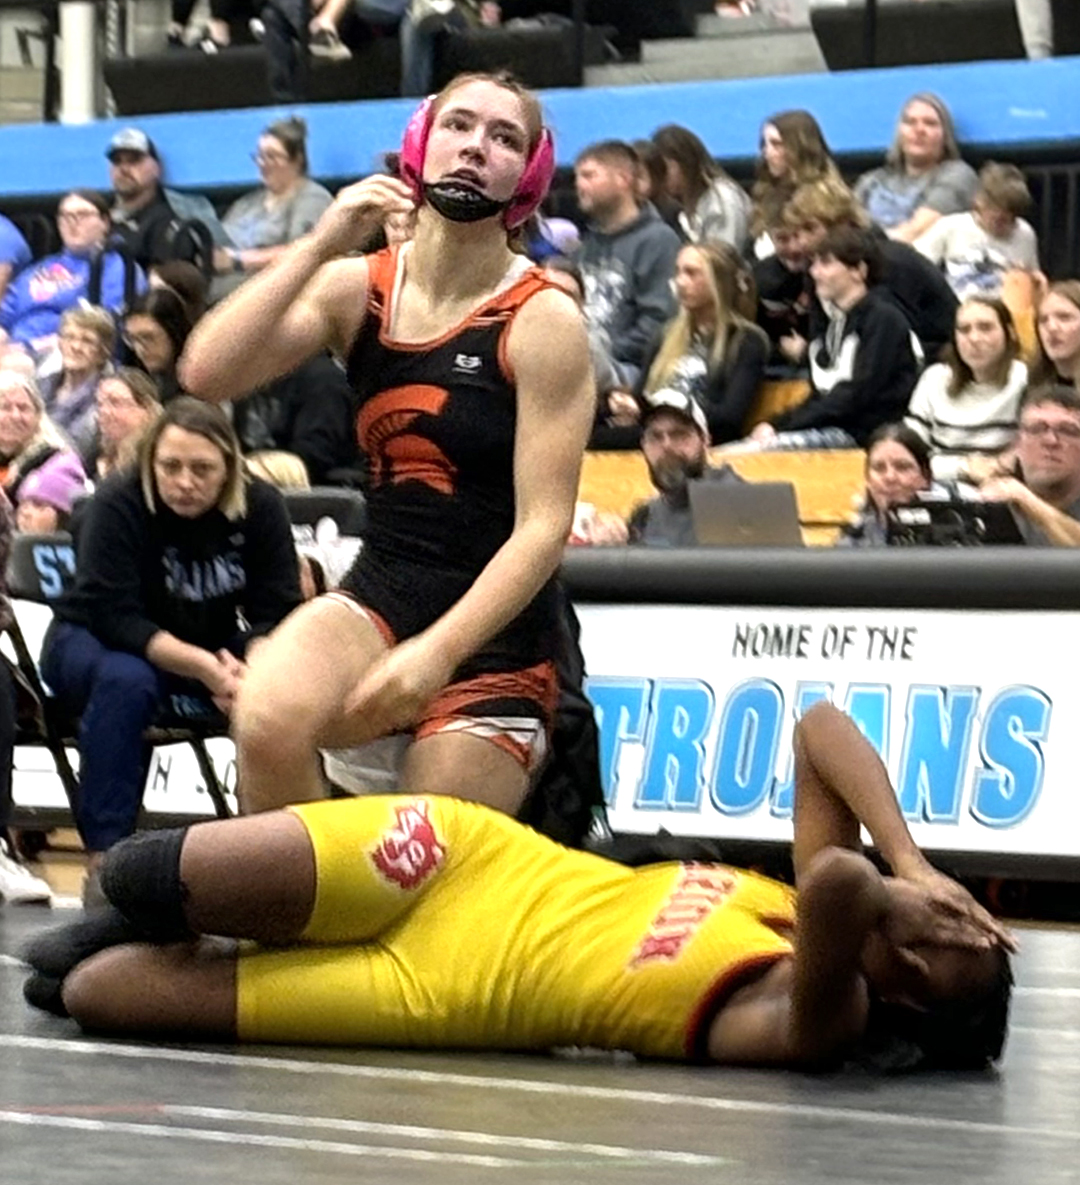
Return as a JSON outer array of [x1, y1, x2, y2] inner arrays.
[[688, 480, 804, 547]]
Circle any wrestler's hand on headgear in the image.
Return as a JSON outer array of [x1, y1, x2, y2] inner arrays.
[[900, 865, 1018, 953], [309, 175, 416, 261], [344, 635, 455, 736]]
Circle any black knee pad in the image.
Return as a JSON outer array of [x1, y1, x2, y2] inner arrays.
[[99, 827, 191, 940]]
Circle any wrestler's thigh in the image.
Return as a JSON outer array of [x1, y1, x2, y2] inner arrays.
[[402, 732, 530, 815], [180, 810, 317, 943], [63, 939, 237, 1038], [236, 597, 389, 746]]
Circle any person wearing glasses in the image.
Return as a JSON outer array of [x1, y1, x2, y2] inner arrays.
[[37, 307, 118, 464], [0, 190, 143, 356], [123, 289, 194, 405], [40, 397, 301, 902], [216, 118, 333, 289], [978, 385, 1080, 545]]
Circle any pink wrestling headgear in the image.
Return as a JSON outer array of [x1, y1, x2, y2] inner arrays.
[[399, 94, 556, 231]]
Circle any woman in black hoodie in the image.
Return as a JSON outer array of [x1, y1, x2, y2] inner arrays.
[[41, 397, 301, 884]]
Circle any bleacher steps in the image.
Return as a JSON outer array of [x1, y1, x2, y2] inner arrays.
[[585, 25, 825, 85]]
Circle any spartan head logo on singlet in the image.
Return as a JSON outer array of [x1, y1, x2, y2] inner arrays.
[[358, 384, 458, 495], [370, 800, 446, 890]]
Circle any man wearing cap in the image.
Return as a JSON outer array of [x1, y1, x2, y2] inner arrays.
[[626, 389, 745, 546], [107, 128, 233, 271]]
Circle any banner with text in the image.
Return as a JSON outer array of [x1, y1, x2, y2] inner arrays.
[[579, 604, 1080, 858]]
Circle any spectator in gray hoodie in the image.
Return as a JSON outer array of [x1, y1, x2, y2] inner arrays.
[[575, 141, 682, 395]]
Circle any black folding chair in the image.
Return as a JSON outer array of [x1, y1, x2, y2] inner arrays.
[[4, 532, 234, 822], [282, 487, 367, 536]]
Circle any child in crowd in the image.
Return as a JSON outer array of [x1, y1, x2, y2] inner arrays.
[[13, 452, 88, 533], [914, 163, 1040, 299]]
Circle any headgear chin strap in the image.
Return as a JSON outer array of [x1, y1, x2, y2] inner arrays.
[[399, 95, 556, 230]]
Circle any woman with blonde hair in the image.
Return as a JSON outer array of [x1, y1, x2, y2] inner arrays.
[[638, 241, 768, 443], [93, 366, 162, 479], [751, 109, 841, 258], [854, 93, 978, 244], [1030, 280, 1080, 388], [40, 397, 300, 891], [0, 370, 86, 500]]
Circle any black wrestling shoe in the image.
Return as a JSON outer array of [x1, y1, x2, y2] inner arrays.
[[20, 906, 144, 981], [23, 971, 68, 1018]]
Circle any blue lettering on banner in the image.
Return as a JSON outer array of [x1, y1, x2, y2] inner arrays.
[[31, 542, 75, 600], [584, 677, 650, 806], [971, 687, 1051, 828], [897, 686, 979, 823], [711, 679, 783, 815], [638, 679, 714, 809], [585, 677, 1050, 830]]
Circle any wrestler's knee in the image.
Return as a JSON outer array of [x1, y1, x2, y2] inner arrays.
[[62, 945, 139, 1030]]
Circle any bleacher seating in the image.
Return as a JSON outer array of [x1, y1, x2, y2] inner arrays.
[[577, 447, 865, 543]]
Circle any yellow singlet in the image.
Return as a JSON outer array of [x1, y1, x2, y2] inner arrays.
[[236, 796, 796, 1060]]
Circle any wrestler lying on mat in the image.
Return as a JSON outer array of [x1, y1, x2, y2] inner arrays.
[[23, 702, 1014, 1072]]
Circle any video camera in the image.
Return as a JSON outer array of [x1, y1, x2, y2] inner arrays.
[[886, 492, 1025, 547]]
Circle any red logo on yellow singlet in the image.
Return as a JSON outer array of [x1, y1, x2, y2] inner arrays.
[[370, 800, 446, 890]]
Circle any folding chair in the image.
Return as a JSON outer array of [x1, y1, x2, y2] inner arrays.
[[5, 532, 234, 822], [282, 487, 367, 536]]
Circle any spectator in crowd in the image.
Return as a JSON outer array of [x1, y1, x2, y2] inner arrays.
[[631, 138, 682, 234], [637, 242, 768, 444], [855, 94, 978, 244], [753, 212, 812, 369], [232, 353, 357, 485], [216, 118, 333, 288], [750, 109, 841, 260], [576, 140, 681, 392], [245, 449, 310, 488], [91, 368, 162, 480], [0, 214, 31, 306], [13, 452, 88, 533], [0, 191, 139, 356], [1016, 0, 1053, 58], [905, 297, 1027, 482], [0, 489, 53, 903], [38, 307, 116, 464], [148, 260, 209, 323], [784, 177, 958, 362], [837, 422, 932, 547], [123, 289, 193, 405], [0, 371, 86, 503], [627, 390, 745, 546], [40, 398, 301, 895], [743, 226, 919, 450], [980, 385, 1080, 545], [107, 128, 233, 270], [651, 124, 751, 252], [1031, 281, 1080, 388], [542, 257, 629, 448], [914, 163, 1040, 299]]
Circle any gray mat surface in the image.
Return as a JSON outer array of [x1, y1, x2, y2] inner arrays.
[[1, 907, 1077, 1184]]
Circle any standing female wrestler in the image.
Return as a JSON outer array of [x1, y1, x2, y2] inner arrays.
[[179, 73, 595, 816]]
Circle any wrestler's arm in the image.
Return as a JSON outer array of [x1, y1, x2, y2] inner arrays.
[[791, 701, 928, 882], [180, 175, 415, 402], [707, 848, 884, 1067], [344, 287, 595, 732]]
